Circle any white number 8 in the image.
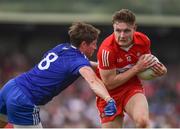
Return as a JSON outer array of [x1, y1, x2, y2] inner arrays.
[[38, 52, 58, 70]]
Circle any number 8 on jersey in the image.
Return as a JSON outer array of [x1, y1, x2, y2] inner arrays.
[[38, 52, 58, 70]]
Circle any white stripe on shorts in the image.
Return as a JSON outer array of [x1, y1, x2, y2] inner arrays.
[[33, 105, 40, 125]]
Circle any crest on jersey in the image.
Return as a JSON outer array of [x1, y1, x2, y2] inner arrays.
[[126, 55, 132, 62]]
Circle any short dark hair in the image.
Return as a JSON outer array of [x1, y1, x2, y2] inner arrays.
[[112, 9, 136, 25], [68, 22, 100, 48]]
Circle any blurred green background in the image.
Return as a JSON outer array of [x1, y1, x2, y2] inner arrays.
[[0, 0, 180, 14], [0, 0, 180, 26]]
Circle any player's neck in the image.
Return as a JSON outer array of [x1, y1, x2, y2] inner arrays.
[[120, 44, 133, 51]]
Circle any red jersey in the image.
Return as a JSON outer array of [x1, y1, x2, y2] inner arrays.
[[96, 31, 151, 93]]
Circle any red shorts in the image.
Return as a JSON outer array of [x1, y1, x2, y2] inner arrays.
[[96, 85, 144, 123]]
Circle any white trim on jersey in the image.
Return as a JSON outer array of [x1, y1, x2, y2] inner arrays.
[[102, 49, 110, 67]]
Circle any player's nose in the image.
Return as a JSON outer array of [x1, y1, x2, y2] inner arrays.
[[119, 32, 125, 38]]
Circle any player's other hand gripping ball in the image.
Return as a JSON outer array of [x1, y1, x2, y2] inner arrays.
[[104, 99, 117, 116], [137, 55, 161, 80]]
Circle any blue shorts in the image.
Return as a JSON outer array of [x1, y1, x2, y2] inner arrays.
[[0, 79, 40, 125]]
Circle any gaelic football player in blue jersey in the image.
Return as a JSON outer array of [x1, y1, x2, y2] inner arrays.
[[0, 22, 117, 128]]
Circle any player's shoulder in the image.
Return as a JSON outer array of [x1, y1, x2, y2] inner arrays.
[[97, 34, 117, 60], [54, 43, 89, 65], [99, 34, 115, 51], [53, 43, 72, 51], [51, 43, 80, 55], [134, 31, 151, 46]]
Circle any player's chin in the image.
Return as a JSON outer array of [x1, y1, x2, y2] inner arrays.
[[119, 43, 130, 47], [118, 41, 127, 46], [90, 51, 95, 56], [116, 42, 122, 46], [87, 53, 93, 58]]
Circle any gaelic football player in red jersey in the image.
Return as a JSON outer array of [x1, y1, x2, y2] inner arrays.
[[96, 9, 167, 128]]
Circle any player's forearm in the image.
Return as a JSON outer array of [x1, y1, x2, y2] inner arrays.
[[105, 66, 140, 89], [79, 66, 112, 102], [88, 76, 112, 102]]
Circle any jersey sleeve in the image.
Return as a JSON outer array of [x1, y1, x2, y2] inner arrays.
[[138, 32, 152, 54], [97, 47, 116, 70], [70, 56, 91, 75], [142, 34, 152, 54]]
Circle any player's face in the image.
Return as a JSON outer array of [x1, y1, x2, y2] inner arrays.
[[84, 39, 97, 58], [113, 22, 136, 48]]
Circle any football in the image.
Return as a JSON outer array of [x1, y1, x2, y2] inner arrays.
[[137, 68, 156, 80], [137, 55, 159, 80]]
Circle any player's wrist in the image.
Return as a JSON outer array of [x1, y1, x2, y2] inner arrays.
[[132, 65, 141, 73], [104, 96, 112, 103]]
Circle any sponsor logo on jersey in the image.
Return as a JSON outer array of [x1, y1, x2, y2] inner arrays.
[[116, 64, 134, 74]]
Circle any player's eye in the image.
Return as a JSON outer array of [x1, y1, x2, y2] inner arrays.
[[124, 29, 131, 33], [115, 29, 121, 33]]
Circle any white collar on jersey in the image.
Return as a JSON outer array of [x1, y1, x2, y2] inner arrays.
[[71, 45, 77, 49], [71, 45, 87, 58], [120, 44, 134, 51]]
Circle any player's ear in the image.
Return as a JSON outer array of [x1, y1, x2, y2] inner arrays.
[[81, 41, 86, 45], [79, 41, 87, 49]]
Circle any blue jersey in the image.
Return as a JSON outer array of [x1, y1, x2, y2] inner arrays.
[[15, 43, 91, 105]]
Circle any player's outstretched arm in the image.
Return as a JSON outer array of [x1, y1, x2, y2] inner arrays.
[[79, 66, 112, 102], [79, 66, 117, 116]]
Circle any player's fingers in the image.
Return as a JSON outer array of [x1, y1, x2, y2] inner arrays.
[[151, 66, 161, 75], [139, 54, 145, 60], [144, 57, 157, 68], [142, 54, 150, 60], [157, 63, 167, 74], [151, 63, 166, 76]]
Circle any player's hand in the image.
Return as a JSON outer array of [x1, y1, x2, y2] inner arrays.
[[135, 54, 157, 72], [151, 62, 167, 76], [104, 99, 117, 116]]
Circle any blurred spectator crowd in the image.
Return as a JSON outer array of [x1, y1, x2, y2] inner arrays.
[[0, 51, 179, 128]]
